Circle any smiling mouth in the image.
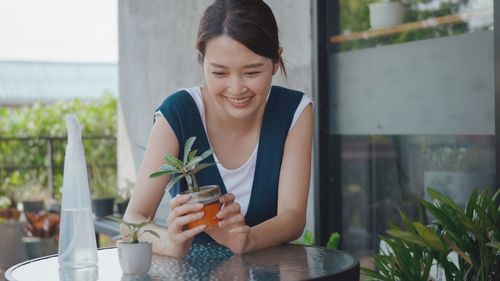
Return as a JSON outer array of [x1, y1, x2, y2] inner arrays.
[[226, 95, 254, 105]]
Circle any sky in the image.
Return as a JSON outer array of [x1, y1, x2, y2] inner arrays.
[[0, 0, 117, 63]]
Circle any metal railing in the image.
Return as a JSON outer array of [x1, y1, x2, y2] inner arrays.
[[0, 136, 116, 198]]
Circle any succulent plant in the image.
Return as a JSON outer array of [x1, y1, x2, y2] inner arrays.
[[107, 216, 159, 243], [150, 136, 215, 193]]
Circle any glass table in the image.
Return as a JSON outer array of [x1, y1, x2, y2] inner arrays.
[[5, 242, 359, 281]]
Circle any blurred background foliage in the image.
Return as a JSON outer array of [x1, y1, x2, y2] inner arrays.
[[0, 93, 117, 205]]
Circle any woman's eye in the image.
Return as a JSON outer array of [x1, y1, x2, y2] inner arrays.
[[212, 72, 226, 76], [245, 72, 260, 77]]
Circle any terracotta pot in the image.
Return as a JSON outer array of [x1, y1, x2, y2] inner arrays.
[[184, 185, 221, 230], [117, 241, 152, 275]]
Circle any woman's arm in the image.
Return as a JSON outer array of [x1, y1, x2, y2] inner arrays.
[[122, 115, 206, 257], [245, 104, 313, 252]]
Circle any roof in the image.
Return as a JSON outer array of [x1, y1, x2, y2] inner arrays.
[[0, 61, 118, 105]]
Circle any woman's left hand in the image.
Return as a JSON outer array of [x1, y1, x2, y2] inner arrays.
[[205, 193, 251, 254]]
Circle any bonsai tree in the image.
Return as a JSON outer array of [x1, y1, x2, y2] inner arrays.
[[150, 136, 221, 229], [150, 136, 215, 193], [107, 216, 159, 275]]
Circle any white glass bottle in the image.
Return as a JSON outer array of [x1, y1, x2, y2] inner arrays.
[[58, 115, 98, 268]]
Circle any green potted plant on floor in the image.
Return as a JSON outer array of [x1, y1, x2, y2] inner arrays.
[[107, 216, 159, 275], [150, 136, 220, 229], [90, 164, 117, 218], [362, 187, 500, 281]]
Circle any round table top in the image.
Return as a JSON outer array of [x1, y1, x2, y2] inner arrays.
[[6, 243, 359, 281]]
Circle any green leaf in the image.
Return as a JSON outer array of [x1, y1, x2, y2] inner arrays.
[[303, 230, 314, 245], [164, 154, 183, 170], [159, 164, 178, 172], [141, 229, 160, 239], [188, 149, 198, 162], [387, 229, 428, 248], [412, 222, 446, 252], [198, 149, 213, 161], [326, 232, 340, 249], [192, 163, 216, 174], [464, 189, 478, 219], [427, 187, 462, 213], [485, 241, 500, 250], [149, 170, 178, 178], [183, 137, 196, 165]]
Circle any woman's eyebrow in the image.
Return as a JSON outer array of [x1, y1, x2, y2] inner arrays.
[[209, 62, 265, 68]]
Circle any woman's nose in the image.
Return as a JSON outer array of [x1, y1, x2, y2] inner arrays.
[[227, 76, 246, 95]]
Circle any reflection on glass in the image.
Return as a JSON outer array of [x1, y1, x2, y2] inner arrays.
[[333, 0, 493, 52], [59, 265, 98, 281], [340, 134, 495, 262], [120, 273, 151, 281]]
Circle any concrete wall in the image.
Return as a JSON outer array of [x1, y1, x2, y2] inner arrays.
[[118, 0, 315, 235]]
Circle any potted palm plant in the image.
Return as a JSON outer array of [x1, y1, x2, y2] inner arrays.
[[108, 216, 159, 275], [150, 136, 220, 229], [362, 187, 500, 281]]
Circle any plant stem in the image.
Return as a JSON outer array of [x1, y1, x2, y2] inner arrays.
[[191, 173, 199, 192]]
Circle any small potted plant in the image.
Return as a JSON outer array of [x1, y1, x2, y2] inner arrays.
[[150, 136, 220, 229], [107, 216, 159, 275]]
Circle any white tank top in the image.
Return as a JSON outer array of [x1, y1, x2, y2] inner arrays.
[[158, 86, 312, 215]]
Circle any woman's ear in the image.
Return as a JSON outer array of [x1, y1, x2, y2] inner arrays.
[[198, 52, 204, 65]]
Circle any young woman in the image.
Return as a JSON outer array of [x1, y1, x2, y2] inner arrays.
[[123, 0, 313, 258]]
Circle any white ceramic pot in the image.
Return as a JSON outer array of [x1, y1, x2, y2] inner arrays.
[[368, 1, 404, 29], [117, 241, 152, 275]]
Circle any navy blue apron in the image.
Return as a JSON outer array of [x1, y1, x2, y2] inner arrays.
[[156, 85, 303, 244]]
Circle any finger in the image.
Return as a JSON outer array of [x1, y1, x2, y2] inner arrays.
[[216, 202, 241, 219], [219, 193, 235, 205], [173, 224, 206, 243], [218, 214, 245, 228], [167, 203, 204, 225], [228, 225, 250, 234], [170, 194, 191, 210], [174, 211, 205, 227], [172, 202, 204, 218]]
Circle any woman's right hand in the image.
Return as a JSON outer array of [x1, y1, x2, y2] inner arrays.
[[163, 194, 207, 257]]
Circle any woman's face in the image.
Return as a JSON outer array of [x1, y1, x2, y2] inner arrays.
[[202, 35, 278, 121]]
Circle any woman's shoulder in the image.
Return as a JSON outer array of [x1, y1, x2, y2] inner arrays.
[[271, 85, 305, 97], [157, 87, 202, 112], [270, 85, 310, 109]]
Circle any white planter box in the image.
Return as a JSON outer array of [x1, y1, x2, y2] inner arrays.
[[368, 2, 404, 29]]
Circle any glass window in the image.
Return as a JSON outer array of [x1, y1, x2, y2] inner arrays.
[[322, 0, 495, 263], [332, 0, 494, 52]]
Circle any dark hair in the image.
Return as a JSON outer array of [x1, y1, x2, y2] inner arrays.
[[196, 0, 286, 76]]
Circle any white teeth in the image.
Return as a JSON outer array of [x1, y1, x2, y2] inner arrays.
[[227, 96, 252, 104]]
